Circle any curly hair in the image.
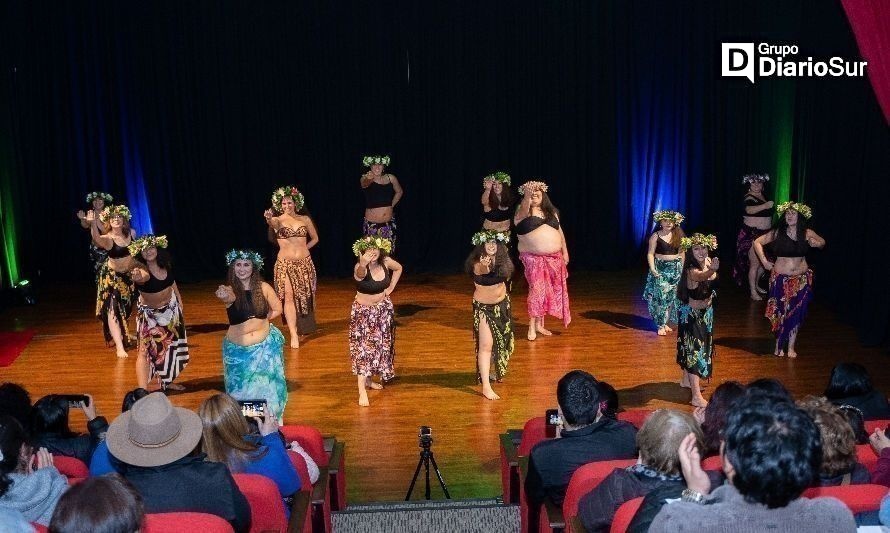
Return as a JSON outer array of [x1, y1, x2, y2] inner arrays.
[[556, 370, 600, 426], [797, 396, 858, 478]]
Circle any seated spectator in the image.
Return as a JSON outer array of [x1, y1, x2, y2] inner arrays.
[[89, 388, 149, 476], [105, 392, 251, 532], [0, 415, 68, 525], [649, 395, 855, 532], [746, 377, 793, 402], [837, 404, 869, 445], [30, 395, 107, 465], [694, 381, 744, 457], [578, 409, 703, 532], [597, 381, 619, 420], [198, 394, 300, 499], [524, 370, 637, 507], [0, 383, 32, 429], [868, 426, 890, 487], [49, 474, 143, 533], [824, 363, 890, 420], [797, 396, 870, 486]]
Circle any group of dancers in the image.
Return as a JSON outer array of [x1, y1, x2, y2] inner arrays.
[[76, 162, 824, 411]]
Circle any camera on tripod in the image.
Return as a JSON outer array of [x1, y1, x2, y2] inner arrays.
[[418, 425, 433, 448], [406, 425, 450, 500]]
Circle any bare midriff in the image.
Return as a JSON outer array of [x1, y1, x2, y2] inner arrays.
[[517, 225, 562, 255], [226, 318, 270, 346]]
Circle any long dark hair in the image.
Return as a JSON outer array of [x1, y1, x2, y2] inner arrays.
[[136, 247, 173, 271], [676, 247, 707, 304], [464, 242, 514, 279], [522, 190, 560, 220], [0, 415, 29, 497], [824, 363, 873, 399], [226, 265, 270, 318], [701, 381, 745, 455], [488, 185, 516, 211], [773, 209, 808, 241], [31, 395, 75, 438]]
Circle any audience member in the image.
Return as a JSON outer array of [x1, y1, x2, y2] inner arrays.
[[30, 395, 107, 465], [89, 388, 149, 476], [49, 474, 143, 533], [597, 381, 619, 420], [797, 396, 869, 486], [824, 363, 890, 420], [0, 383, 32, 430], [746, 378, 793, 402], [868, 425, 890, 487], [837, 404, 869, 445], [694, 381, 744, 456]]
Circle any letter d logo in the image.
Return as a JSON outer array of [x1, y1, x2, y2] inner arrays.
[[722, 43, 755, 84]]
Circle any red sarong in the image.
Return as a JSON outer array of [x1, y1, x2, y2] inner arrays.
[[519, 251, 571, 327]]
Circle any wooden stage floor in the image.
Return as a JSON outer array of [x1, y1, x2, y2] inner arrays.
[[1, 271, 887, 502]]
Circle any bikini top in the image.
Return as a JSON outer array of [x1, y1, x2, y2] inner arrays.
[[744, 194, 772, 218], [473, 270, 506, 286], [226, 290, 258, 325], [141, 267, 174, 294], [687, 279, 713, 301], [364, 180, 395, 209], [482, 208, 512, 222], [356, 266, 391, 295], [276, 225, 308, 239], [771, 230, 810, 258], [108, 240, 130, 259], [654, 234, 679, 255], [515, 214, 560, 235]]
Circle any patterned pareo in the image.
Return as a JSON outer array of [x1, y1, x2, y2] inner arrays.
[[95, 262, 136, 347], [643, 258, 682, 328], [349, 297, 396, 381], [223, 325, 287, 420], [136, 291, 189, 389], [676, 302, 714, 379], [765, 270, 814, 347], [473, 295, 515, 381]]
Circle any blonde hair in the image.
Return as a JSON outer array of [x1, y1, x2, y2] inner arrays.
[[198, 394, 266, 472], [637, 409, 703, 475]]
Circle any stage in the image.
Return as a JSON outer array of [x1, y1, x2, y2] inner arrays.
[[1, 271, 886, 502]]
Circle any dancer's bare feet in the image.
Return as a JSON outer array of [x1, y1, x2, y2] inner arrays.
[[290, 338, 300, 349], [657, 326, 667, 336], [664, 325, 673, 332], [536, 326, 553, 336], [366, 378, 383, 390], [482, 386, 501, 400], [680, 373, 690, 388], [358, 392, 369, 407], [690, 397, 708, 408], [116, 348, 129, 359], [527, 325, 536, 341], [750, 292, 763, 301], [787, 350, 798, 359]]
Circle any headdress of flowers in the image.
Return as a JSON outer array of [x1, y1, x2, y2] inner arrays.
[[483, 171, 511, 187], [128, 234, 169, 256], [271, 185, 305, 213], [99, 205, 132, 223], [742, 173, 770, 184], [225, 249, 264, 271], [652, 210, 685, 224], [680, 233, 718, 251], [471, 230, 510, 246], [776, 201, 812, 219], [352, 236, 393, 257], [518, 180, 549, 196], [362, 155, 391, 167], [86, 191, 114, 203]]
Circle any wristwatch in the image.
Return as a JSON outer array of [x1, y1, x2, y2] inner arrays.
[[680, 488, 705, 503]]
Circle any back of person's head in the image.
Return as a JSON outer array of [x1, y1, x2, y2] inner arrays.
[[824, 363, 873, 400], [0, 383, 32, 429], [637, 409, 703, 476], [797, 396, 858, 478], [120, 388, 150, 413], [723, 395, 821, 508], [0, 415, 29, 497], [746, 378, 793, 402], [49, 474, 143, 533], [701, 381, 745, 455], [30, 395, 73, 437], [597, 381, 619, 420], [837, 404, 869, 445], [197, 393, 261, 472], [557, 370, 601, 426]]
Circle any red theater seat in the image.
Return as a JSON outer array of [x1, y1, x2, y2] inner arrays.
[[803, 484, 888, 514], [560, 459, 637, 533], [143, 512, 235, 533], [233, 473, 287, 533], [617, 409, 653, 429], [609, 496, 645, 533], [53, 455, 89, 484]]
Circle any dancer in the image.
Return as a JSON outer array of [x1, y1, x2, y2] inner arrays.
[[732, 173, 774, 300], [360, 155, 403, 251], [643, 210, 686, 336], [349, 236, 402, 407], [676, 233, 718, 408], [514, 180, 570, 340], [753, 202, 825, 358], [129, 235, 189, 391], [87, 205, 137, 358], [215, 250, 287, 421], [466, 230, 514, 400], [263, 185, 319, 348], [76, 191, 114, 278], [481, 172, 514, 235]]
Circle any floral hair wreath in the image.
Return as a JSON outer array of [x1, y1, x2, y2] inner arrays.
[[362, 155, 391, 167], [471, 230, 510, 246], [128, 234, 169, 257], [86, 191, 114, 203], [518, 180, 549, 196], [271, 185, 305, 213], [680, 233, 718, 251], [225, 249, 265, 271], [99, 205, 132, 223], [652, 210, 685, 224], [742, 173, 770, 184], [483, 171, 512, 187], [352, 236, 393, 257], [776, 201, 812, 219]]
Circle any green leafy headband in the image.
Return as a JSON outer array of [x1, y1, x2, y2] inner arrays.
[[483, 171, 512, 187], [362, 155, 391, 167], [742, 173, 770, 184], [518, 180, 548, 196], [86, 191, 113, 203], [271, 185, 305, 213], [225, 249, 264, 271], [471, 230, 510, 246], [776, 201, 812, 219], [652, 210, 685, 224], [128, 235, 169, 256], [99, 205, 132, 223], [680, 233, 718, 251], [352, 236, 393, 257]]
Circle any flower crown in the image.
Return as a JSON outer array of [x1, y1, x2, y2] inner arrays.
[[471, 230, 510, 246], [86, 191, 113, 203], [518, 180, 549, 196], [225, 249, 264, 271], [776, 201, 812, 219], [362, 155, 391, 167], [483, 171, 512, 187], [652, 210, 685, 224], [99, 205, 132, 223], [742, 173, 770, 184], [128, 235, 169, 256], [352, 236, 393, 257], [680, 233, 718, 251], [271, 185, 305, 213]]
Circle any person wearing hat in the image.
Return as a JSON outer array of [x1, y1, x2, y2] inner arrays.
[[106, 392, 251, 532]]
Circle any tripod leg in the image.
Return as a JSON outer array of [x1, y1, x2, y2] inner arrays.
[[428, 452, 451, 499], [424, 453, 432, 500], [405, 453, 425, 501]]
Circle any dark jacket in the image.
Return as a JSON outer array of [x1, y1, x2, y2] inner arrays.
[[818, 462, 871, 486], [627, 471, 727, 533], [829, 390, 890, 420], [524, 417, 637, 507], [120, 454, 251, 532], [32, 416, 108, 465], [578, 467, 684, 533]]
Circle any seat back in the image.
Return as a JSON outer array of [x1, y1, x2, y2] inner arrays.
[[518, 417, 548, 457], [616, 409, 653, 429], [864, 420, 890, 434], [287, 449, 313, 492], [562, 459, 637, 532], [701, 454, 723, 471], [802, 484, 888, 514], [856, 443, 879, 474], [143, 512, 235, 533], [609, 496, 645, 533], [53, 455, 90, 482], [233, 473, 287, 533], [280, 425, 328, 467]]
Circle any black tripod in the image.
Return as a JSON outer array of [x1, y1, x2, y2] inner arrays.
[[405, 433, 450, 500]]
